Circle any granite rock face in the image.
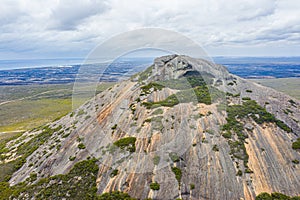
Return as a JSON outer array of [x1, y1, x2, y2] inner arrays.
[[7, 55, 300, 199]]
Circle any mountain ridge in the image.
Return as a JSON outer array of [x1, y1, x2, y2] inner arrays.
[[1, 55, 299, 200]]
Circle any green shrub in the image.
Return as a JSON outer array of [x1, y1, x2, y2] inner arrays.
[[206, 129, 214, 134], [150, 182, 160, 190], [256, 192, 272, 200], [27, 173, 37, 182], [246, 90, 253, 93], [292, 138, 300, 150], [77, 109, 85, 116], [78, 143, 86, 149], [153, 155, 160, 165], [222, 131, 232, 139], [288, 99, 296, 106], [236, 170, 242, 176], [141, 82, 164, 94], [271, 193, 290, 199], [242, 97, 251, 101], [245, 168, 253, 173], [292, 159, 299, 164], [212, 145, 219, 152], [152, 108, 164, 115], [190, 184, 195, 190], [256, 192, 300, 200], [171, 167, 182, 184], [135, 97, 141, 102], [144, 118, 152, 123], [0, 182, 13, 199], [111, 124, 118, 130], [69, 156, 76, 161], [113, 137, 136, 153], [110, 169, 118, 177], [275, 120, 292, 133], [169, 152, 180, 162]]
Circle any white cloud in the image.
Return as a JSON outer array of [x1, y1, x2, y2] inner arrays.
[[0, 0, 299, 58], [49, 0, 109, 30]]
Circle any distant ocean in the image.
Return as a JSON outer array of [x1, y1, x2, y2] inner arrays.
[[0, 58, 84, 70], [0, 57, 299, 85], [1, 56, 300, 71], [213, 57, 300, 78]]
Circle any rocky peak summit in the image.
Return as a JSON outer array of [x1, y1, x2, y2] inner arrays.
[[139, 54, 230, 83]]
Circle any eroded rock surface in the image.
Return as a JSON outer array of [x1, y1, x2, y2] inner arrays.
[[6, 55, 300, 199]]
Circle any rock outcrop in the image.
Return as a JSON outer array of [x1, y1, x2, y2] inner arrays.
[[5, 55, 300, 199]]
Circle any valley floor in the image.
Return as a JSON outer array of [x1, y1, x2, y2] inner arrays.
[[0, 78, 298, 133], [0, 82, 114, 133], [252, 78, 300, 100]]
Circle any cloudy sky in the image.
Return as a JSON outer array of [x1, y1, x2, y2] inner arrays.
[[0, 0, 299, 60]]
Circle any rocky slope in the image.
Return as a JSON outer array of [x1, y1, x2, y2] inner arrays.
[[1, 55, 300, 199]]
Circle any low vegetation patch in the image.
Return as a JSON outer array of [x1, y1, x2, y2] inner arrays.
[[142, 85, 212, 109], [212, 144, 219, 152], [138, 66, 153, 82], [152, 108, 164, 115], [236, 170, 243, 176], [113, 137, 136, 153], [292, 138, 300, 150], [0, 132, 23, 161], [144, 116, 164, 131], [292, 159, 299, 164], [77, 109, 85, 116], [221, 100, 292, 171], [0, 125, 62, 182], [150, 182, 160, 190], [69, 156, 76, 161], [153, 155, 160, 165], [288, 99, 297, 107], [223, 100, 292, 133], [141, 76, 222, 109], [171, 167, 182, 184], [78, 143, 86, 149], [141, 82, 164, 95], [111, 124, 118, 130], [157, 76, 208, 90], [0, 159, 99, 199], [169, 152, 180, 162], [242, 97, 251, 101], [110, 169, 119, 177], [190, 184, 195, 190], [256, 192, 300, 200]]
